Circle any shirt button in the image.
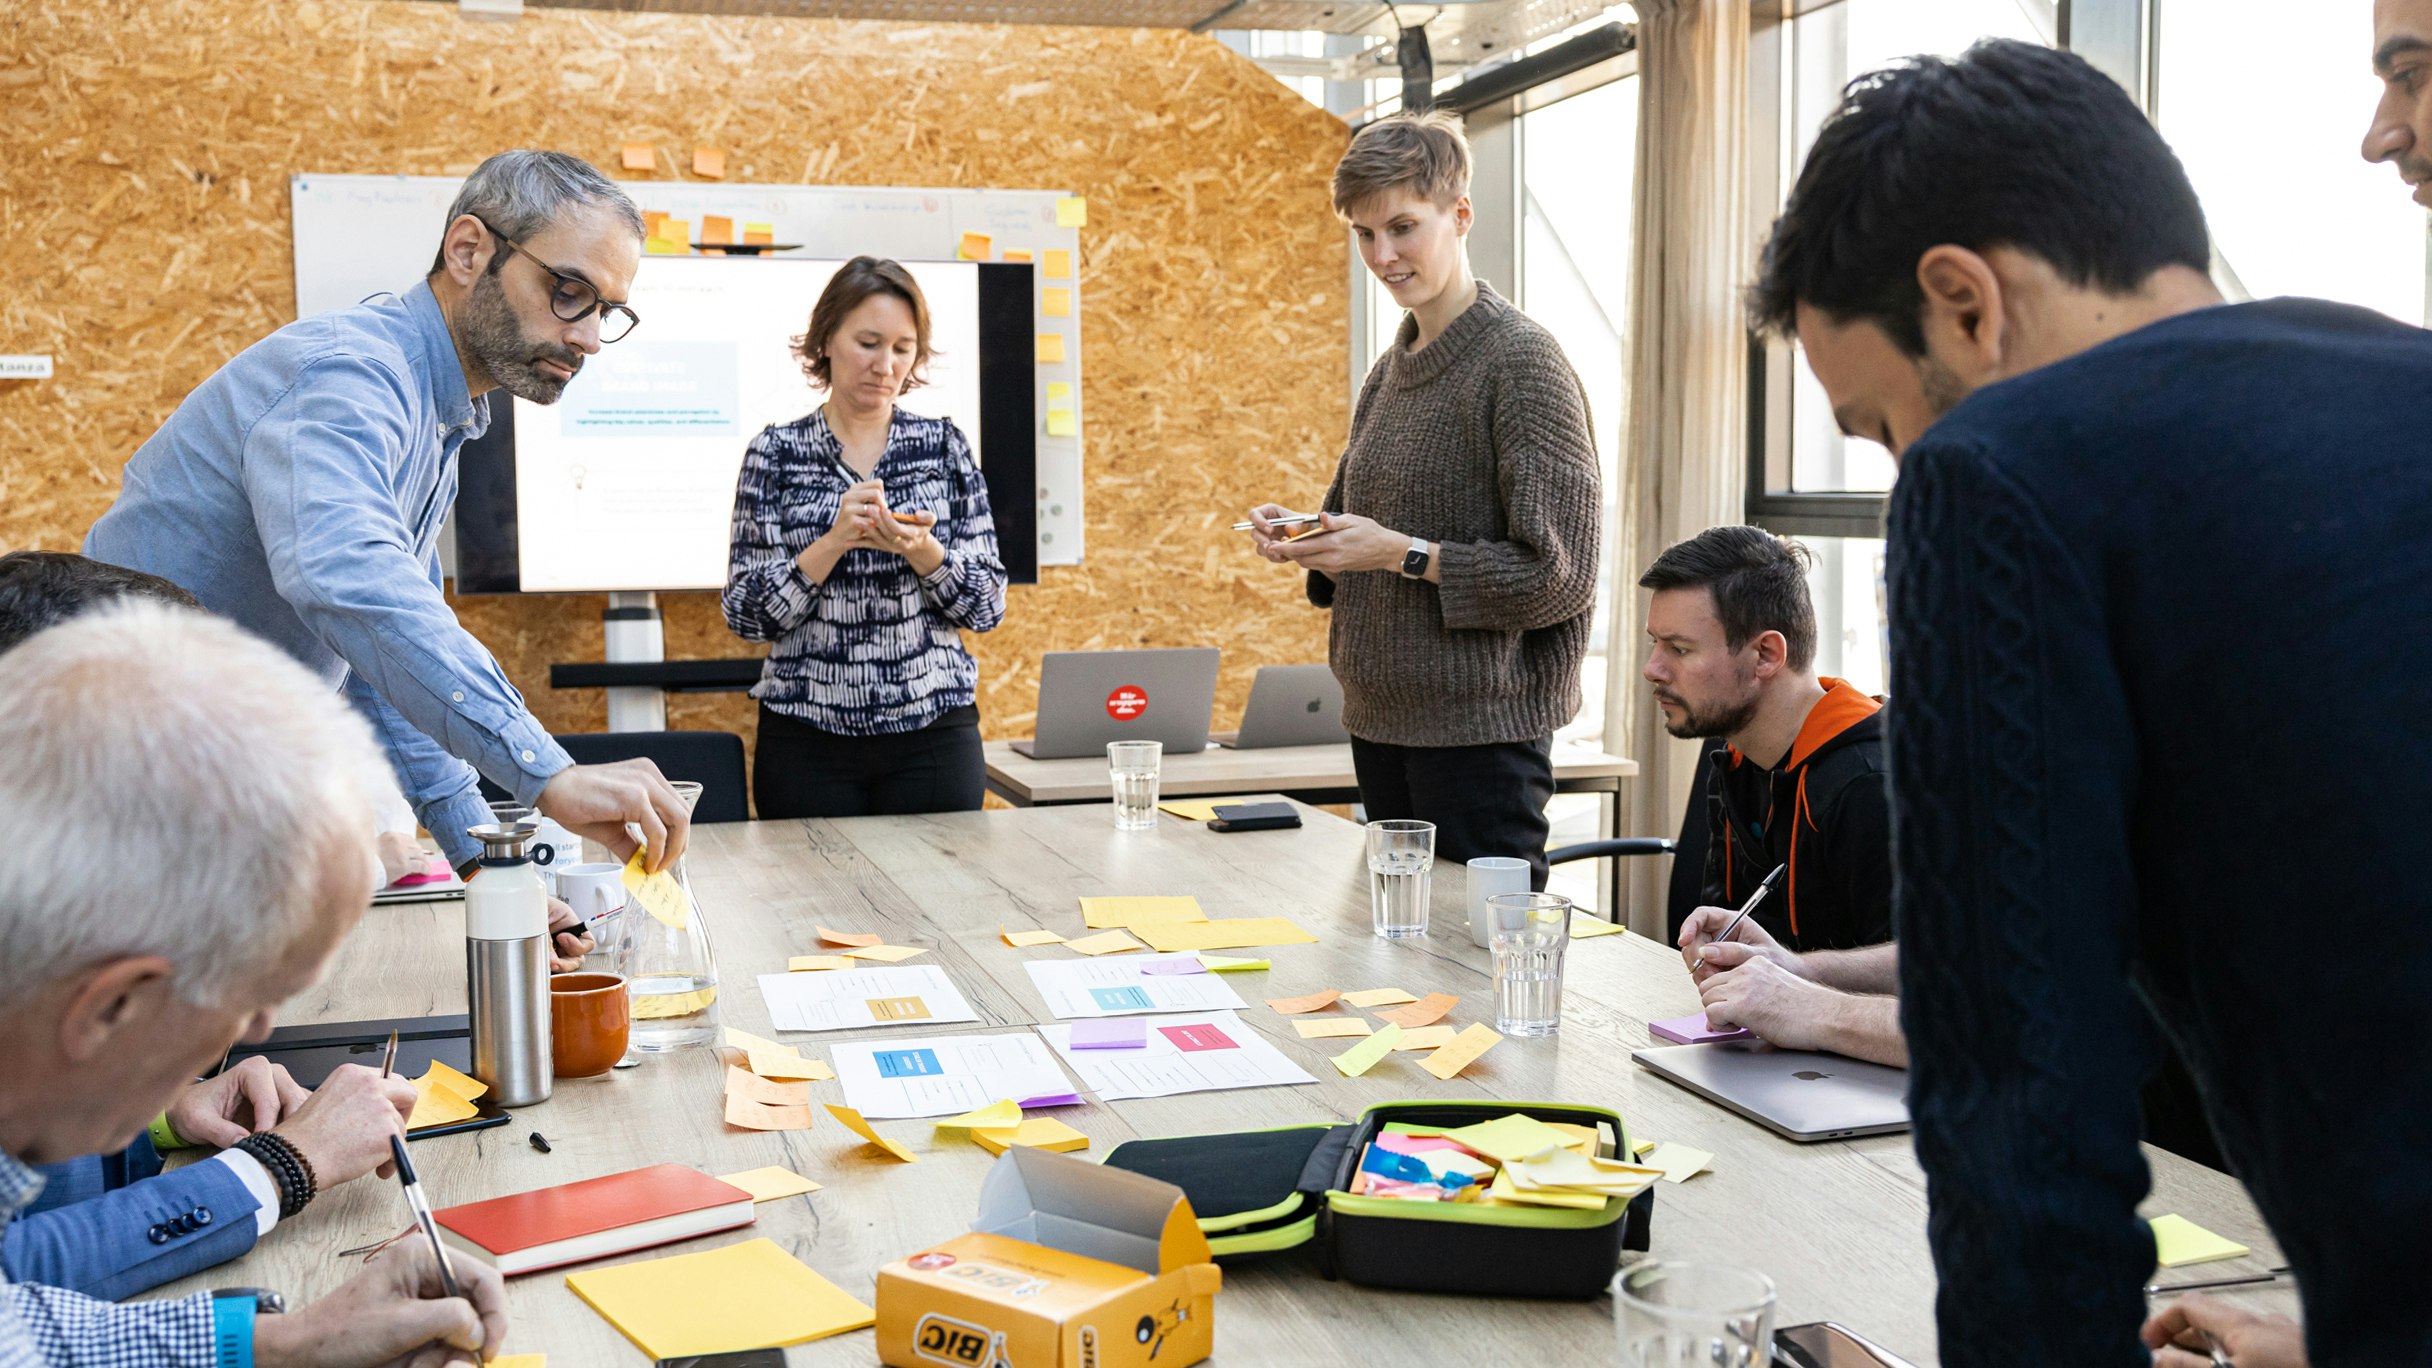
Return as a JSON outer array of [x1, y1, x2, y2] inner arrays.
[[521, 749, 537, 763], [451, 691, 465, 703], [193, 1208, 213, 1226], [148, 1224, 169, 1245]]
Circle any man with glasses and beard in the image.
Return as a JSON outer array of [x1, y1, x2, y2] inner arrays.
[[85, 150, 691, 877]]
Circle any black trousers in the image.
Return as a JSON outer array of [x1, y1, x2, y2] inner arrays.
[[1349, 735, 1555, 888], [754, 703, 986, 819]]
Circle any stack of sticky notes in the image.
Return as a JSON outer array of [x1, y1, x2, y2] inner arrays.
[[1345, 1113, 1657, 1209], [2150, 1213, 2251, 1267], [723, 1028, 833, 1082], [1077, 894, 1318, 952], [407, 1060, 487, 1131], [567, 1237, 874, 1358], [933, 1099, 1092, 1156]]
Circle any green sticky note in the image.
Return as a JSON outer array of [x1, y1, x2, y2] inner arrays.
[[2150, 1214, 2250, 1267], [1331, 1022, 1404, 1077]]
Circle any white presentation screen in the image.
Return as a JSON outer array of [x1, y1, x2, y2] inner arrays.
[[510, 256, 982, 593]]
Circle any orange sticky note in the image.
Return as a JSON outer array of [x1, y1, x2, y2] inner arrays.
[[1002, 928, 1066, 947], [1376, 992, 1460, 1029], [826, 1103, 918, 1162], [642, 209, 668, 238], [818, 927, 883, 948], [723, 1092, 814, 1131], [724, 1065, 810, 1109], [620, 142, 654, 172], [1265, 989, 1342, 1015], [1294, 1017, 1373, 1039], [1002, 249, 1033, 264], [958, 232, 992, 261], [1418, 1022, 1503, 1080], [1041, 287, 1072, 318], [1043, 249, 1072, 279], [1055, 196, 1087, 228], [700, 215, 733, 245], [1035, 333, 1066, 365], [692, 146, 726, 179]]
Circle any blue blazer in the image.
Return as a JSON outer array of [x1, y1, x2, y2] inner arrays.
[[4, 1135, 261, 1299]]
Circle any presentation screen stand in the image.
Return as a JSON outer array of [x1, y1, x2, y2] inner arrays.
[[603, 593, 667, 733]]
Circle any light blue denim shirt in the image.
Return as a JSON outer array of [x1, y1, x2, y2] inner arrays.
[[85, 281, 571, 864]]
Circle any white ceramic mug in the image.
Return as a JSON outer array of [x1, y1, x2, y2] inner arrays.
[[554, 861, 628, 932], [1466, 856, 1532, 949]]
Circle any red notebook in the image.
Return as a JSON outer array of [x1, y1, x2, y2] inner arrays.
[[436, 1163, 756, 1275]]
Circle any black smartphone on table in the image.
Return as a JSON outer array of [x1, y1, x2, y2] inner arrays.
[[1774, 1322, 1920, 1368]]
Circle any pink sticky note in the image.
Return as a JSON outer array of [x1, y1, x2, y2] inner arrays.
[[1649, 1014, 1755, 1045], [1373, 1131, 1470, 1158], [1070, 1019, 1147, 1050], [1141, 958, 1208, 977], [1157, 1024, 1238, 1053], [391, 856, 452, 888]]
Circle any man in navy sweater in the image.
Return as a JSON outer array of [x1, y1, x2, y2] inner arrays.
[[1748, 39, 2429, 1368]]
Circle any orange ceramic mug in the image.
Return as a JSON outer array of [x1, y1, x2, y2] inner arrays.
[[550, 972, 630, 1078]]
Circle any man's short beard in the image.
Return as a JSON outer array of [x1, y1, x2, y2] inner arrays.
[[460, 271, 579, 405], [1919, 352, 1971, 420], [1657, 690, 1761, 741]]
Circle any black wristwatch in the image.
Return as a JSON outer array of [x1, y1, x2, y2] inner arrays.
[[1399, 538, 1432, 580]]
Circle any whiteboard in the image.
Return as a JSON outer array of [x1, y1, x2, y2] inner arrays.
[[289, 173, 1085, 565]]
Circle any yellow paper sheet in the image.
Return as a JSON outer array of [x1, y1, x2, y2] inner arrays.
[[1441, 1114, 1576, 1164], [691, 146, 725, 179], [1641, 1142, 1713, 1184], [2150, 1213, 2251, 1267], [1264, 988, 1341, 1015], [716, 1166, 822, 1203], [725, 1065, 811, 1109], [788, 955, 853, 972], [972, 1117, 1090, 1155], [1001, 928, 1067, 947], [1390, 1025, 1458, 1051], [1035, 333, 1066, 365], [935, 1099, 1022, 1132], [1569, 912, 1627, 938], [1342, 988, 1418, 1008], [1485, 1167, 1609, 1210], [723, 1028, 833, 1082], [1065, 929, 1145, 956], [1509, 1152, 1662, 1195], [826, 1103, 918, 1162], [1293, 1017, 1373, 1039], [492, 1357, 546, 1368], [1136, 917, 1318, 953], [1331, 1022, 1405, 1077], [1047, 381, 1072, 402], [620, 142, 653, 171], [1043, 249, 1073, 279], [407, 1059, 486, 1130], [621, 848, 690, 930], [1055, 196, 1088, 227], [817, 926, 882, 947], [1418, 1023, 1504, 1081], [1197, 954, 1268, 973], [1079, 896, 1205, 928], [957, 231, 992, 261], [1045, 409, 1077, 438], [723, 1092, 814, 1131], [1375, 992, 1459, 1029], [1156, 799, 1224, 821], [839, 943, 928, 963], [1041, 287, 1072, 318], [565, 1236, 875, 1359]]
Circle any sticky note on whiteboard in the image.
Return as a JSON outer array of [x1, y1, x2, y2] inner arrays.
[[1046, 382, 1071, 402], [1046, 410, 1077, 438], [958, 232, 992, 261], [1043, 249, 1072, 279], [1056, 197, 1088, 228], [1041, 287, 1072, 318], [1036, 333, 1066, 365]]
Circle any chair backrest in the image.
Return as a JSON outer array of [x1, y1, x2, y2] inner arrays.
[[544, 730, 751, 825], [1664, 740, 1728, 941]]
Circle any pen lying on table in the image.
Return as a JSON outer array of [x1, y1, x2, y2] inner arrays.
[[2143, 1265, 2294, 1298]]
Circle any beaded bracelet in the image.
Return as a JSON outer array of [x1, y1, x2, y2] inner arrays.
[[234, 1132, 317, 1218]]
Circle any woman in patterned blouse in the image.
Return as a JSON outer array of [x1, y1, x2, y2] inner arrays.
[[722, 256, 1007, 817]]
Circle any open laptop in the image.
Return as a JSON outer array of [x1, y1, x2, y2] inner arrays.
[[1216, 664, 1349, 749], [1010, 647, 1221, 759], [1631, 1040, 1910, 1142]]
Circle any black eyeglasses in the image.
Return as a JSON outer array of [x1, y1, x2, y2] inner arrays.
[[475, 217, 640, 344]]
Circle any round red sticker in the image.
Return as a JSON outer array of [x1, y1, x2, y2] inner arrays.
[[1106, 685, 1149, 721], [908, 1252, 956, 1271]]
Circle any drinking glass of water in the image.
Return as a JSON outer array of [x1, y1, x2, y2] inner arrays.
[[1107, 741, 1162, 830], [1611, 1262, 1775, 1367], [1365, 820, 1435, 939], [1488, 891, 1570, 1036]]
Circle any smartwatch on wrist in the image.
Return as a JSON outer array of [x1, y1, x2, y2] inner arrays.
[[1399, 538, 1432, 580], [209, 1288, 282, 1368]]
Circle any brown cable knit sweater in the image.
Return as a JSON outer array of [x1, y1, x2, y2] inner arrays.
[[1309, 282, 1601, 747]]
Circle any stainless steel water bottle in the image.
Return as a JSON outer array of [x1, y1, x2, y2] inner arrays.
[[464, 822, 553, 1107]]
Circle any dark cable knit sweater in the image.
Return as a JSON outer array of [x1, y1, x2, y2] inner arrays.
[[1308, 282, 1601, 747], [1884, 298, 2432, 1368]]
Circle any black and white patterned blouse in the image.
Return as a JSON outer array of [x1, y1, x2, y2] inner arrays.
[[722, 407, 1006, 736]]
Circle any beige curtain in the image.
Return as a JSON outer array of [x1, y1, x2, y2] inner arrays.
[[1608, 0, 1752, 934]]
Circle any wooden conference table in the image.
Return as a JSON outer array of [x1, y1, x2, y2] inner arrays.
[[156, 801, 2295, 1365]]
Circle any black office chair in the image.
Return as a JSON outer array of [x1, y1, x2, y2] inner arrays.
[[1546, 739, 1724, 936], [476, 730, 751, 824]]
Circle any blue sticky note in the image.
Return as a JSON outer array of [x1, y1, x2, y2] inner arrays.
[[1088, 986, 1155, 1012], [874, 1048, 942, 1079]]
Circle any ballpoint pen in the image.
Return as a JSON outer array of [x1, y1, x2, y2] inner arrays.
[[378, 1028, 400, 1080], [386, 1133, 461, 1301], [1696, 863, 1787, 963]]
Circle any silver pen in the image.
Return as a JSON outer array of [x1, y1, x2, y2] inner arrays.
[[1695, 864, 1787, 964], [387, 1133, 461, 1301]]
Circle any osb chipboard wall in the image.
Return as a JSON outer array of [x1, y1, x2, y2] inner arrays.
[[0, 0, 1349, 778]]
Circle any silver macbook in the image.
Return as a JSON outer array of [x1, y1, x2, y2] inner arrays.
[[1218, 664, 1349, 749], [1631, 1040, 1910, 1142], [1010, 648, 1220, 760]]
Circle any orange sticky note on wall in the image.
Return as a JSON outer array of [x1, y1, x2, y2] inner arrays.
[[1043, 249, 1072, 279], [700, 215, 734, 245], [958, 232, 992, 261], [621, 142, 654, 172], [1041, 287, 1072, 319], [642, 210, 668, 238], [1002, 249, 1033, 264], [743, 223, 775, 246], [692, 146, 726, 179], [1035, 333, 1066, 365]]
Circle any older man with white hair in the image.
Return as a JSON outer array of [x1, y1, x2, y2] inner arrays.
[[0, 604, 507, 1368]]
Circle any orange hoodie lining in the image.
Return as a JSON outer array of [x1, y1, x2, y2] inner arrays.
[[1723, 679, 1879, 939]]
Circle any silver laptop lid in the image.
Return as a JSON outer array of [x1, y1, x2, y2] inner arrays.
[[1024, 648, 1220, 760], [1630, 1041, 1909, 1142], [1230, 664, 1348, 749]]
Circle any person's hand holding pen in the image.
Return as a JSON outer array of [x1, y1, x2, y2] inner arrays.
[[2143, 1293, 2307, 1367], [251, 1238, 509, 1368], [1676, 902, 1805, 986]]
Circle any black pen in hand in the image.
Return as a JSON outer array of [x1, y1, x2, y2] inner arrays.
[[1694, 863, 1788, 967]]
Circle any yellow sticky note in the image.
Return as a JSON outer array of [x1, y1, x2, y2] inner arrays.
[[1441, 1114, 1575, 1163], [621, 848, 690, 930], [1641, 1141, 1714, 1184], [1045, 409, 1077, 438], [935, 1099, 1022, 1132], [839, 943, 928, 963], [723, 1028, 833, 1082], [1294, 1017, 1373, 1039], [620, 142, 653, 171], [1342, 988, 1418, 1008], [1485, 1166, 1609, 1210], [725, 1065, 810, 1109], [2150, 1214, 2251, 1267], [825, 1103, 918, 1162], [1418, 1023, 1504, 1081], [717, 1166, 822, 1203], [1035, 333, 1066, 365], [1046, 381, 1073, 402], [723, 1092, 814, 1131], [491, 1357, 546, 1368], [1135, 917, 1319, 953], [1080, 896, 1205, 929], [565, 1236, 875, 1359], [973, 1117, 1089, 1155], [691, 146, 725, 179], [407, 1060, 485, 1130], [1156, 799, 1221, 821], [742, 222, 774, 245], [1041, 287, 1072, 318], [818, 927, 883, 947], [654, 222, 692, 255], [1056, 196, 1087, 227], [957, 231, 992, 261], [1569, 912, 1627, 938], [788, 955, 853, 972], [1391, 1024, 1459, 1051], [1002, 928, 1067, 947], [1197, 954, 1268, 973], [1043, 249, 1073, 279], [1509, 1151, 1661, 1195], [1002, 249, 1033, 263], [1331, 1022, 1404, 1077], [699, 214, 733, 245], [1065, 929, 1146, 956]]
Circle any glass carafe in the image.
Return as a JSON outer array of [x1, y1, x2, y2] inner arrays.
[[615, 780, 721, 1051]]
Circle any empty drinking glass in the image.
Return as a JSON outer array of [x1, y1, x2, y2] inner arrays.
[[1488, 891, 1571, 1036], [616, 780, 721, 1052], [1612, 1262, 1776, 1367], [1107, 741, 1163, 830], [1365, 820, 1435, 939]]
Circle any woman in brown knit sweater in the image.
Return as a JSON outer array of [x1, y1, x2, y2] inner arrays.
[[1247, 110, 1601, 886]]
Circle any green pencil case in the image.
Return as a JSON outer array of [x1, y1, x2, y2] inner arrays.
[[1101, 1099, 1651, 1299]]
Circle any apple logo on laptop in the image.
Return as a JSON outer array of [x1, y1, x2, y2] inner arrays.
[[1305, 700, 1322, 713], [1792, 1070, 1832, 1082]]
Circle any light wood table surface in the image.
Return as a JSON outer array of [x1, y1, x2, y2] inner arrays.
[[153, 800, 2294, 1365], [982, 739, 1635, 807]]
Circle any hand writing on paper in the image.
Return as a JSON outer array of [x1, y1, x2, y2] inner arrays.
[[2143, 1293, 2307, 1368], [253, 1239, 508, 1368], [167, 1057, 311, 1148], [273, 1064, 418, 1184], [1677, 904, 1806, 985]]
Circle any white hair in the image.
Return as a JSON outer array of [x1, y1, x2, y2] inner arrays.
[[0, 604, 391, 1008]]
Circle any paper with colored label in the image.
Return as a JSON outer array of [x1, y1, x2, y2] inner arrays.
[[723, 1092, 814, 1131], [1002, 928, 1066, 947], [1070, 1018, 1148, 1049], [722, 1028, 834, 1082], [1569, 911, 1627, 938], [787, 955, 854, 972], [724, 1065, 810, 1109], [757, 964, 979, 1033], [1045, 409, 1077, 438], [827, 1032, 1075, 1119], [1441, 1114, 1576, 1163], [691, 146, 725, 179], [1265, 988, 1342, 1015], [620, 848, 690, 930], [407, 1059, 486, 1130], [1037, 1010, 1316, 1101], [825, 1104, 918, 1162], [957, 231, 991, 260], [1136, 917, 1319, 952], [1641, 1142, 1714, 1183], [1418, 1023, 1504, 1081], [1375, 992, 1459, 1029], [1036, 333, 1066, 365], [1044, 248, 1073, 279], [716, 1167, 822, 1203], [934, 1099, 1022, 1131], [839, 943, 928, 963], [1198, 954, 1269, 973], [817, 926, 882, 947], [1064, 929, 1145, 956], [1293, 1017, 1373, 1039], [1042, 286, 1072, 318], [1391, 1025, 1459, 1051], [565, 1236, 875, 1358], [1026, 955, 1246, 1019], [972, 1117, 1090, 1154], [1056, 196, 1088, 227], [1156, 799, 1223, 821], [1080, 895, 1205, 928], [1331, 1022, 1405, 1076], [1648, 1014, 1754, 1045], [620, 142, 653, 171], [1342, 988, 1418, 1008], [2150, 1214, 2251, 1267]]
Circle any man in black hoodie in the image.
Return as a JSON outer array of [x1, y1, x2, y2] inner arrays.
[[1639, 527, 1902, 1067]]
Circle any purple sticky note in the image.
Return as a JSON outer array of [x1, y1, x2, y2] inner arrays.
[[1649, 1014, 1756, 1045], [1070, 1019, 1148, 1050], [1141, 957, 1208, 977], [1017, 1092, 1084, 1109]]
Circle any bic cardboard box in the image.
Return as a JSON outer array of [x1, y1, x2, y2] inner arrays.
[[876, 1146, 1222, 1368]]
